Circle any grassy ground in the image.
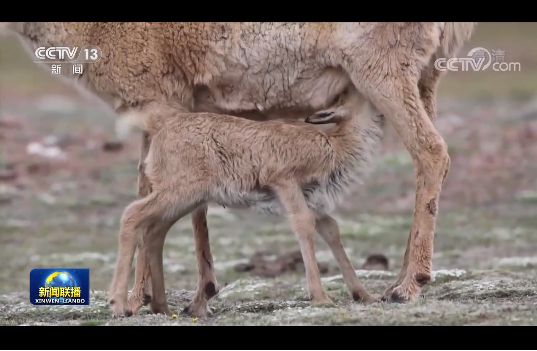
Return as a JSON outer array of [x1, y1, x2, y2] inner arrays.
[[1, 23, 537, 325]]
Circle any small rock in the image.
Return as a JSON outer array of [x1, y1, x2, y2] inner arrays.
[[102, 141, 123, 152], [361, 254, 389, 271], [234, 263, 255, 273], [0, 169, 18, 181], [26, 142, 44, 155], [42, 146, 67, 159], [27, 162, 51, 176], [516, 191, 537, 204], [318, 262, 329, 274], [26, 142, 67, 160]]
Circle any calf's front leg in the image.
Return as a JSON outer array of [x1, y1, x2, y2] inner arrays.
[[275, 182, 333, 306], [183, 205, 220, 318]]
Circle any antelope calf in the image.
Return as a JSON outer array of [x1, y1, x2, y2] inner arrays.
[[108, 88, 384, 317]]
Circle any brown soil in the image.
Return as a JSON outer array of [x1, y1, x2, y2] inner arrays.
[[234, 251, 389, 277]]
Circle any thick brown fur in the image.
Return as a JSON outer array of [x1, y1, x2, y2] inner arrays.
[[2, 22, 476, 316], [108, 89, 384, 317]]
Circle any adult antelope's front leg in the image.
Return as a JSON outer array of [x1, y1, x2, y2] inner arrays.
[[419, 58, 444, 122], [351, 60, 450, 303], [382, 61, 445, 298]]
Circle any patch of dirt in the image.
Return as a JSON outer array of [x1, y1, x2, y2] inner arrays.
[[234, 251, 389, 277], [233, 250, 329, 277]]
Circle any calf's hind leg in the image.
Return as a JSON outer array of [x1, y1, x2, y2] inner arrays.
[[128, 131, 154, 314], [109, 191, 199, 317], [109, 192, 170, 317], [183, 205, 220, 318]]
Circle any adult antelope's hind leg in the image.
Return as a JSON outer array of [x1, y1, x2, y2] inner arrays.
[[128, 131, 154, 314], [352, 63, 450, 303], [315, 215, 377, 303], [382, 61, 445, 298], [276, 183, 332, 306], [183, 205, 220, 318], [137, 131, 154, 197]]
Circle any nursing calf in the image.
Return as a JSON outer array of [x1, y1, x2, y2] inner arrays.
[[108, 89, 384, 317]]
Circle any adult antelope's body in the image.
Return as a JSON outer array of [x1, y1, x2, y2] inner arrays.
[[2, 22, 476, 317]]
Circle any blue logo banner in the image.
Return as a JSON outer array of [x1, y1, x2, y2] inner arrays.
[[29, 268, 90, 305]]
